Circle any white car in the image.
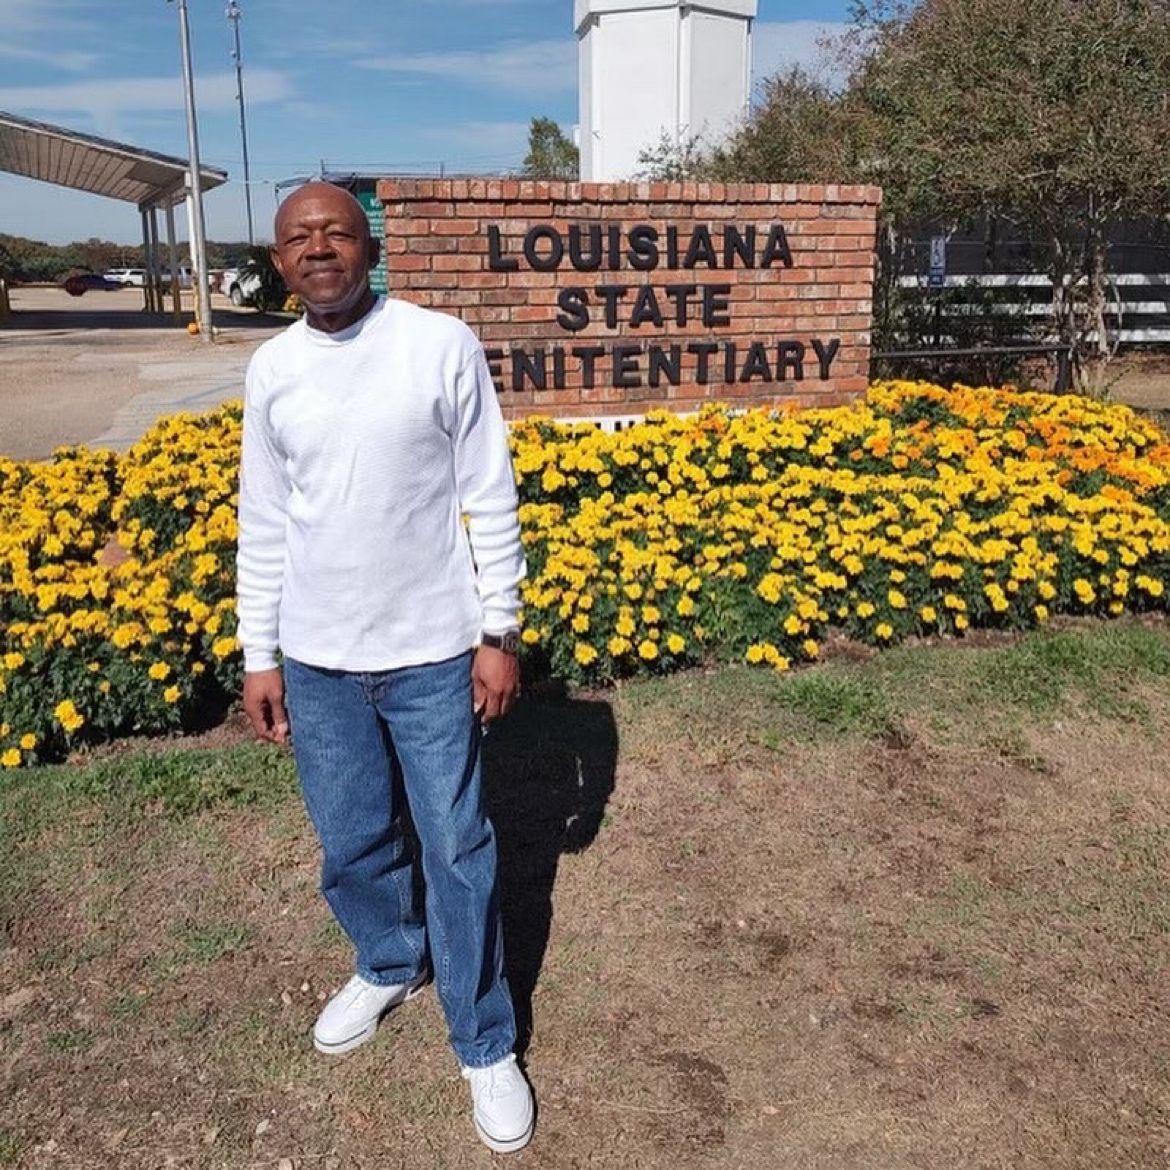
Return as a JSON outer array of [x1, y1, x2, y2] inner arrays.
[[104, 268, 147, 287], [219, 267, 263, 306]]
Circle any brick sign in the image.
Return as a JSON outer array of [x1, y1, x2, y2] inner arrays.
[[377, 179, 880, 420]]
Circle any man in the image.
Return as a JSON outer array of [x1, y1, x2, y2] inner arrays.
[[235, 182, 533, 1154]]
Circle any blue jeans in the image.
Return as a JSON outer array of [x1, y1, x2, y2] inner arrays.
[[282, 651, 516, 1069]]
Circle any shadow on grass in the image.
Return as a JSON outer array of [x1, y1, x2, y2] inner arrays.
[[481, 686, 619, 1057]]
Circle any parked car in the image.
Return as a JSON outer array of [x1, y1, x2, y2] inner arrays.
[[103, 268, 148, 287], [63, 272, 120, 296], [218, 266, 264, 306]]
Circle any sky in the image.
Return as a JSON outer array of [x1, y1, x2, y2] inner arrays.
[[0, 0, 854, 246]]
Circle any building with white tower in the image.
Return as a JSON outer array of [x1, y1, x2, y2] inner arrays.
[[575, 0, 757, 182]]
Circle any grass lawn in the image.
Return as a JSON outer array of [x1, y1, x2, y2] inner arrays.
[[2, 619, 1169, 1169]]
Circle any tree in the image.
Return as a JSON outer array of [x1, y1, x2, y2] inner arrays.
[[710, 66, 869, 185], [522, 117, 579, 180], [853, 0, 1170, 384]]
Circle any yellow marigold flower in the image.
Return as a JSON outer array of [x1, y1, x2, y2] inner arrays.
[[802, 639, 819, 658], [920, 605, 937, 623], [887, 589, 907, 609], [521, 628, 541, 645], [875, 622, 894, 640], [1, 748, 21, 769], [574, 642, 598, 666], [745, 643, 767, 665], [856, 601, 876, 619], [163, 685, 181, 704], [667, 634, 686, 654], [641, 605, 661, 624], [53, 699, 85, 734], [1035, 604, 1050, 622], [772, 655, 791, 673], [955, 614, 970, 631], [2, 652, 24, 670], [1038, 580, 1057, 601], [677, 595, 696, 617], [607, 635, 631, 657], [1073, 578, 1096, 605], [211, 636, 238, 659], [624, 582, 643, 601], [20, 733, 37, 750], [571, 613, 590, 634], [148, 662, 171, 681], [638, 639, 659, 661]]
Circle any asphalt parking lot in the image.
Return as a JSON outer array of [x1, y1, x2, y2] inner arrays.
[[0, 286, 286, 460]]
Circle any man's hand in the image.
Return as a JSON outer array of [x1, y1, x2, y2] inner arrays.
[[243, 668, 290, 744], [473, 645, 520, 724]]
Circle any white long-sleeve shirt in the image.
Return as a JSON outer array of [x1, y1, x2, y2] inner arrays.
[[235, 295, 525, 673]]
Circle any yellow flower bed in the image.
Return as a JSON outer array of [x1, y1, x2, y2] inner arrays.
[[2, 381, 1169, 767]]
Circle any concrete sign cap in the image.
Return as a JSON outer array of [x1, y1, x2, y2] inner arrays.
[[575, 0, 758, 32]]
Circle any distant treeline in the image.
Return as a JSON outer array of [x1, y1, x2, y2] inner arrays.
[[0, 234, 254, 283]]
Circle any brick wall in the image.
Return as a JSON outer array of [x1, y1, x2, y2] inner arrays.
[[377, 179, 881, 420]]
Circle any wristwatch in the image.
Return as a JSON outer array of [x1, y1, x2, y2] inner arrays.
[[481, 629, 521, 656]]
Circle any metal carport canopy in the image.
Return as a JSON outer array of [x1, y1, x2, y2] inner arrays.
[[0, 109, 226, 208]]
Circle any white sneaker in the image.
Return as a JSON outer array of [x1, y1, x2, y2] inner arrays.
[[312, 972, 427, 1055], [462, 1054, 535, 1153]]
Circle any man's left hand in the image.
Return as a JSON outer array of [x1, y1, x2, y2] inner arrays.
[[473, 645, 520, 724]]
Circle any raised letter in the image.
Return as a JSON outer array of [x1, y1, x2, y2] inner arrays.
[[569, 225, 603, 272], [776, 340, 806, 381], [484, 347, 506, 393], [487, 226, 518, 272], [612, 344, 642, 389], [557, 287, 590, 332], [596, 284, 630, 329], [630, 285, 665, 329], [523, 226, 565, 272], [701, 284, 732, 328], [687, 341, 719, 385], [811, 338, 841, 379], [683, 225, 718, 270], [761, 224, 794, 269], [739, 342, 773, 383], [724, 225, 756, 269], [649, 345, 682, 388], [627, 225, 660, 272], [552, 346, 568, 390], [512, 347, 548, 392], [723, 342, 738, 384], [664, 284, 697, 326], [573, 345, 606, 389]]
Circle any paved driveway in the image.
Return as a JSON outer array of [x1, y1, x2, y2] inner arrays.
[[0, 286, 286, 460]]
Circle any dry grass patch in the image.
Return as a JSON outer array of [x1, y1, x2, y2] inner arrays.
[[2, 620, 1169, 1168]]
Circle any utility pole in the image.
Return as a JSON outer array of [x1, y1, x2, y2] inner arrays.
[[172, 0, 214, 342], [226, 0, 255, 246]]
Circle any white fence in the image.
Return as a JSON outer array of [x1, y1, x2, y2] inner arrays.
[[897, 272, 1170, 344]]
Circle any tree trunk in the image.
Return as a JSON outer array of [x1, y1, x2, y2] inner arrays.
[[1083, 211, 1113, 395]]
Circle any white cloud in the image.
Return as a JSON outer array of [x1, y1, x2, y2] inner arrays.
[[0, 0, 99, 71], [418, 120, 532, 163], [0, 69, 293, 119], [751, 20, 853, 87], [357, 39, 576, 98]]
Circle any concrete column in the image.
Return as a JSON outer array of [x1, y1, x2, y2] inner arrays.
[[165, 202, 183, 324]]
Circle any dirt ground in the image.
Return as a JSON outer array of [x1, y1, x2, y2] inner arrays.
[[2, 624, 1168, 1169], [0, 287, 284, 460]]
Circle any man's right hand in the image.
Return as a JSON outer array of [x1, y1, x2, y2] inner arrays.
[[243, 668, 290, 745]]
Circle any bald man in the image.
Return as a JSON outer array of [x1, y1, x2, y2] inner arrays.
[[235, 182, 533, 1154]]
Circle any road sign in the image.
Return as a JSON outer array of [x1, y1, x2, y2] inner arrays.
[[928, 235, 947, 289]]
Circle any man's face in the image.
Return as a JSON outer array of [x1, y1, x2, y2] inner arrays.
[[270, 184, 379, 314]]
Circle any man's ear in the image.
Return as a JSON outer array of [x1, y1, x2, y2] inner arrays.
[[269, 245, 285, 279], [367, 236, 381, 272]]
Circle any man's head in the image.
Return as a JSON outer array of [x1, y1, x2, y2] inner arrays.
[[271, 182, 380, 321]]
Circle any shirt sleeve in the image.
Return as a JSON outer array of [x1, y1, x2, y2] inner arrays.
[[450, 345, 527, 635], [235, 356, 290, 672]]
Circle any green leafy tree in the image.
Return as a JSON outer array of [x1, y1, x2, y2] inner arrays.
[[522, 117, 579, 180], [853, 0, 1170, 385]]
